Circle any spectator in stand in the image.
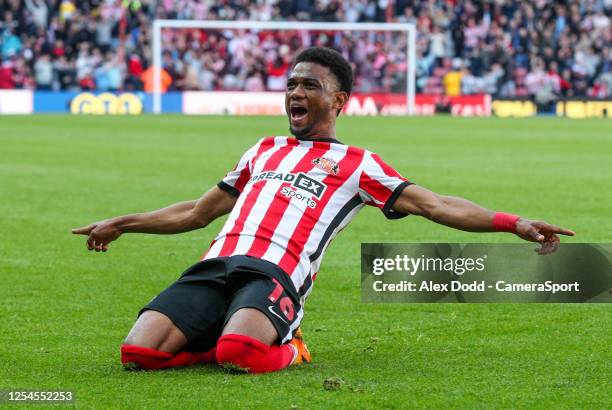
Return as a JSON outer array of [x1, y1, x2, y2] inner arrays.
[[106, 54, 124, 92], [125, 54, 144, 90], [461, 66, 485, 95], [266, 52, 290, 91], [525, 59, 547, 97], [34, 54, 53, 90], [1, 28, 21, 59], [463, 17, 487, 54], [526, 59, 559, 111], [175, 63, 199, 90], [75, 44, 94, 89], [245, 71, 265, 92], [0, 59, 15, 88], [13, 56, 35, 89], [59, 0, 76, 23], [53, 54, 76, 90], [443, 58, 462, 97], [141, 65, 172, 93], [24, 0, 48, 30], [483, 63, 504, 96]]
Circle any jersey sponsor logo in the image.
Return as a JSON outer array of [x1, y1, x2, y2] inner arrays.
[[294, 173, 326, 198], [249, 172, 327, 199], [249, 171, 297, 183], [312, 157, 340, 175], [282, 173, 326, 209]]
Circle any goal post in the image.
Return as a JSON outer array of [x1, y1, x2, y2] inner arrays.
[[152, 20, 417, 115]]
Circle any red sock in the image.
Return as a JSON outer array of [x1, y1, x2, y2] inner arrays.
[[215, 334, 295, 374], [121, 344, 216, 370]]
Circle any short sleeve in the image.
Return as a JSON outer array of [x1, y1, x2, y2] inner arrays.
[[217, 138, 265, 197], [358, 151, 412, 219]]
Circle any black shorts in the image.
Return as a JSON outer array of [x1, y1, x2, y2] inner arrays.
[[139, 256, 302, 352]]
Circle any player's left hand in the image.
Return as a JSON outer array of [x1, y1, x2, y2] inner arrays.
[[514, 218, 575, 255]]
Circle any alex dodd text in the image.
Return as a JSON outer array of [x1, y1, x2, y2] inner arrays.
[[373, 280, 579, 294]]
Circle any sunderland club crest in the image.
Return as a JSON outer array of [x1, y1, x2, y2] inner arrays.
[[312, 157, 339, 175]]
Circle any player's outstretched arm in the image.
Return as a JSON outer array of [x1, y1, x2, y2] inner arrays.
[[71, 185, 236, 252], [393, 185, 575, 253]]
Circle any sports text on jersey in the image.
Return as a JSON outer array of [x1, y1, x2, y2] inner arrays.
[[280, 186, 317, 209]]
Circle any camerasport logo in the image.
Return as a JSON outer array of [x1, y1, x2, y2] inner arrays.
[[312, 157, 339, 175]]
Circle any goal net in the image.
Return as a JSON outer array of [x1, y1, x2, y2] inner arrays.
[[151, 20, 416, 115]]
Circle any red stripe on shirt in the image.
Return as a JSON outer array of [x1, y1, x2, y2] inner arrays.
[[218, 139, 296, 256], [278, 146, 365, 275], [233, 137, 275, 193], [359, 171, 394, 206], [247, 141, 332, 258]]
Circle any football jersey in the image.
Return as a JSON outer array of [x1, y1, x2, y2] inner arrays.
[[204, 136, 411, 304]]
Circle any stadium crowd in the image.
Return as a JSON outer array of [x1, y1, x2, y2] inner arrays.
[[0, 0, 611, 102]]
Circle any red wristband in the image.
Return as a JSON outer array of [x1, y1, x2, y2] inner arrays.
[[492, 212, 520, 233]]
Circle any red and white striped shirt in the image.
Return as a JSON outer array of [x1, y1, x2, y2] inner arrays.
[[204, 136, 411, 303]]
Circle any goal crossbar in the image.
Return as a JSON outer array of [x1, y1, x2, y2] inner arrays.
[[152, 20, 416, 115]]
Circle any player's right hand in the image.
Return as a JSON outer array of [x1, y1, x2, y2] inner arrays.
[[514, 218, 575, 255], [72, 220, 122, 252]]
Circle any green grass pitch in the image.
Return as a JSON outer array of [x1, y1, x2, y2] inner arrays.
[[1, 115, 610, 408]]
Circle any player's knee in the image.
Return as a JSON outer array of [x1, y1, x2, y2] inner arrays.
[[120, 343, 174, 371], [123, 311, 187, 353], [215, 334, 269, 373], [122, 333, 166, 352]]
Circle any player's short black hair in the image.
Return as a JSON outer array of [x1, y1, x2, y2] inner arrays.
[[294, 47, 353, 96]]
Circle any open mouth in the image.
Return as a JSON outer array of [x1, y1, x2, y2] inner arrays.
[[290, 106, 308, 124]]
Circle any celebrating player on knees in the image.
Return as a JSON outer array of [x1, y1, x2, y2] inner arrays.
[[72, 47, 574, 374]]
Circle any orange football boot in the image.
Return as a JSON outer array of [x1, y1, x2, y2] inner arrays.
[[289, 327, 311, 365]]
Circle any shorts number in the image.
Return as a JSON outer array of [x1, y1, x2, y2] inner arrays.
[[268, 278, 295, 321]]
